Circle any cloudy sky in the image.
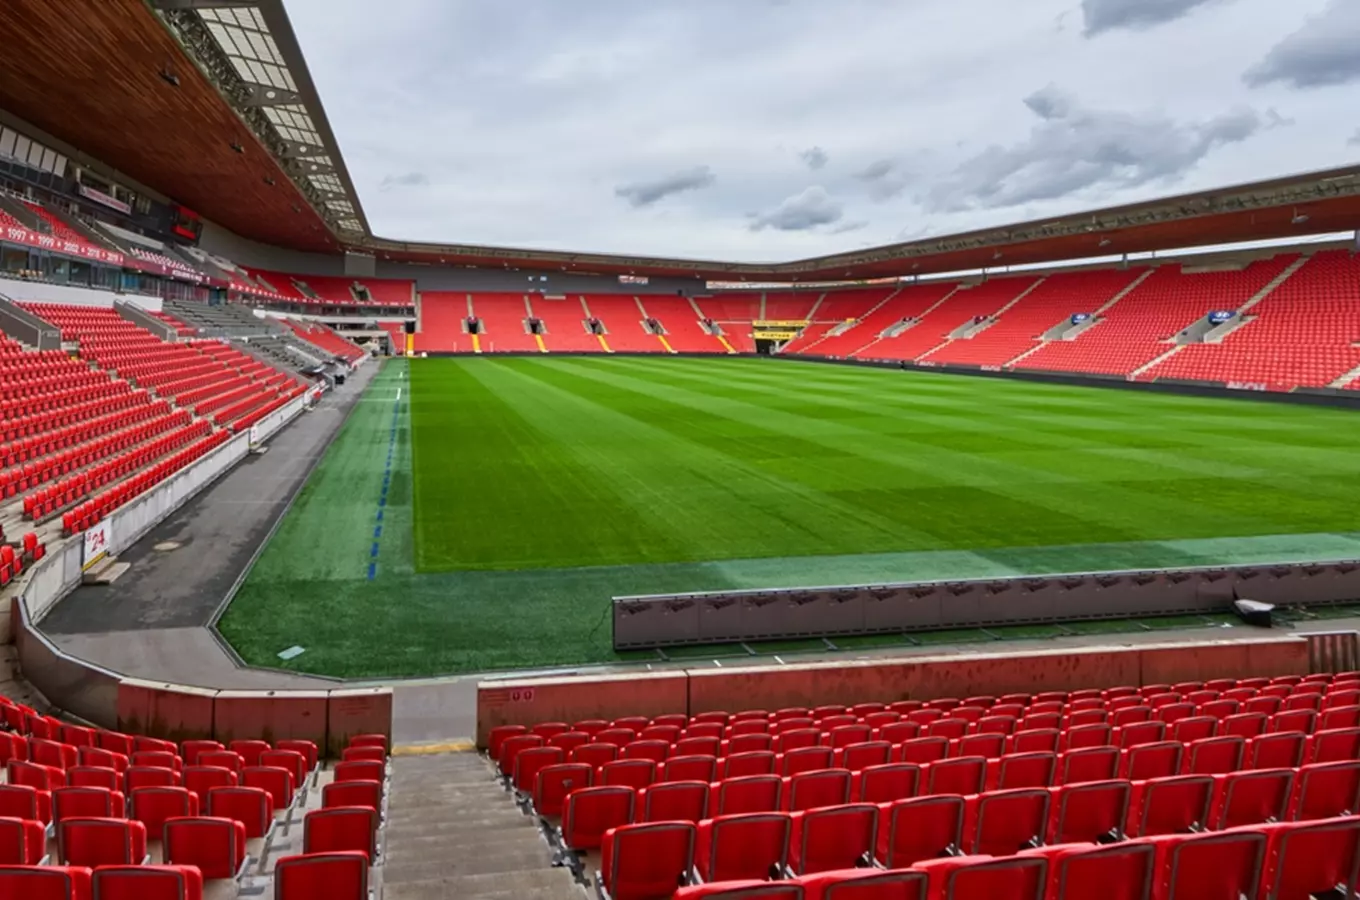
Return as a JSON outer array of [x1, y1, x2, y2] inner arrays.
[[283, 0, 1360, 262]]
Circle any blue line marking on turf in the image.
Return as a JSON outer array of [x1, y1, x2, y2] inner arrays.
[[368, 373, 403, 581]]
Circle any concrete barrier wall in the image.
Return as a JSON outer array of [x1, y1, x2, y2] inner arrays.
[[98, 435, 250, 562], [255, 395, 307, 442], [475, 636, 1311, 747], [25, 539, 83, 623]]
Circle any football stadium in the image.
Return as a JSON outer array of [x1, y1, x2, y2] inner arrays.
[[0, 0, 1357, 898]]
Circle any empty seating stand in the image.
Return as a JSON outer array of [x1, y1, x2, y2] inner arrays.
[[493, 670, 1360, 899], [0, 691, 388, 900]]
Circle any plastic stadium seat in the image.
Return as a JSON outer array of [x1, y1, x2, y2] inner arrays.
[[695, 813, 791, 883], [1248, 732, 1306, 770], [664, 755, 718, 784], [897, 737, 949, 765], [785, 769, 852, 812], [795, 867, 928, 900], [925, 757, 986, 795], [31, 740, 77, 771], [9, 760, 64, 792], [1186, 736, 1245, 775], [912, 855, 1046, 900], [856, 763, 920, 803], [89, 865, 203, 900], [183, 766, 236, 800], [335, 760, 387, 786], [876, 795, 965, 868], [205, 787, 274, 840], [1059, 747, 1119, 785], [532, 763, 592, 818], [131, 751, 182, 773], [1048, 780, 1130, 844], [966, 788, 1049, 855], [163, 817, 247, 880], [789, 803, 877, 875], [259, 750, 309, 793], [1036, 842, 1155, 900], [598, 821, 695, 900], [995, 752, 1057, 791], [1126, 775, 1213, 837], [274, 740, 319, 775], [1291, 760, 1360, 821], [1258, 816, 1360, 900], [52, 786, 125, 823], [348, 734, 388, 753], [227, 741, 270, 768], [58, 817, 147, 867], [125, 767, 178, 792], [68, 767, 120, 793], [639, 781, 708, 823], [303, 807, 377, 859], [0, 785, 51, 825], [0, 816, 46, 865], [179, 741, 223, 768], [1122, 742, 1183, 781], [512, 747, 564, 795], [1146, 830, 1265, 900], [602, 760, 656, 791], [562, 786, 635, 852], [783, 748, 834, 777], [273, 851, 369, 900], [1309, 727, 1360, 764], [0, 865, 93, 900], [322, 780, 382, 813], [1215, 769, 1293, 831], [713, 775, 782, 816], [129, 786, 198, 843], [673, 882, 803, 900]]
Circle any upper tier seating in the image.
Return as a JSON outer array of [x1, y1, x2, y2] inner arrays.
[[534, 296, 603, 352], [926, 270, 1142, 368], [582, 295, 664, 352], [1140, 250, 1360, 389], [497, 670, 1360, 900], [241, 269, 414, 308], [859, 278, 1041, 362], [0, 689, 389, 900], [278, 319, 366, 365], [412, 292, 465, 353], [129, 248, 202, 280], [472, 294, 540, 353], [21, 203, 98, 251], [1014, 257, 1297, 377]]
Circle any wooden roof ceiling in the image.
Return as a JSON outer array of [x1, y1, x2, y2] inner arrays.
[[1, 0, 1356, 281]]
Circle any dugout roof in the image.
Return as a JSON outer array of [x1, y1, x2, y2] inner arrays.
[[1, 0, 1357, 280]]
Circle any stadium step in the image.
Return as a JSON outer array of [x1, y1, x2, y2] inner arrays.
[[384, 751, 577, 900], [1330, 362, 1360, 389], [1237, 254, 1310, 314], [1130, 343, 1185, 379], [1097, 268, 1156, 313]]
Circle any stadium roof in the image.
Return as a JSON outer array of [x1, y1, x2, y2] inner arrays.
[[2, 0, 1358, 280]]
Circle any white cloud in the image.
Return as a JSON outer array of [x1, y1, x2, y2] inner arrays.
[[800, 146, 829, 170], [750, 186, 844, 231], [1080, 0, 1230, 37], [924, 85, 1267, 214], [614, 166, 716, 207], [1244, 0, 1360, 90], [281, 0, 1347, 261]]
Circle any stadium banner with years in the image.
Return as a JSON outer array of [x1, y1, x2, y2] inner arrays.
[[82, 521, 113, 571]]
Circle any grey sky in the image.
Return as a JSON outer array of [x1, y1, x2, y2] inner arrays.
[[283, 0, 1351, 262]]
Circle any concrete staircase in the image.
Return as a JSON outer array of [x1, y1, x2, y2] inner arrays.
[[381, 752, 582, 900]]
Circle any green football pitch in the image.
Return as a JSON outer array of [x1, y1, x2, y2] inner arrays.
[[218, 355, 1360, 678]]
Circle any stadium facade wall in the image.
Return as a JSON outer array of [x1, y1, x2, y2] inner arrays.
[[474, 637, 1311, 746]]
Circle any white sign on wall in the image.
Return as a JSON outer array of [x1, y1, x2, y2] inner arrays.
[[82, 521, 112, 571]]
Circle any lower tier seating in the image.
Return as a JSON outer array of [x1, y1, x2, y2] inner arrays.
[[494, 670, 1360, 900], [0, 690, 390, 900]]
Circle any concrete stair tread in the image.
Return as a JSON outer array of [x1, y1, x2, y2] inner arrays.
[[381, 868, 581, 900]]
